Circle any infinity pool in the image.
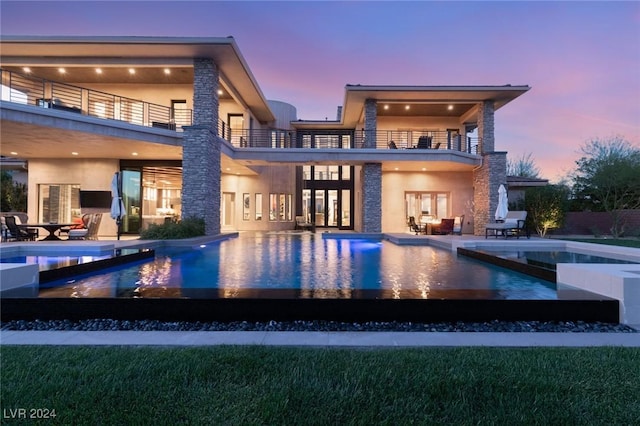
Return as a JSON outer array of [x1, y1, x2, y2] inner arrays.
[[38, 234, 558, 300]]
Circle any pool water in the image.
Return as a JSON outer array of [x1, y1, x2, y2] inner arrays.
[[39, 234, 557, 300], [1, 252, 113, 271]]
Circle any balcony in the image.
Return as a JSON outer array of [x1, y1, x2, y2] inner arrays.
[[1, 69, 192, 131], [219, 127, 479, 154]]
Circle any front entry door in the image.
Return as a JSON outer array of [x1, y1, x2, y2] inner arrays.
[[310, 189, 347, 229]]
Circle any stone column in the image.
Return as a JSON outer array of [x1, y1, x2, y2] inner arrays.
[[364, 99, 377, 148], [181, 58, 221, 236], [473, 151, 507, 235], [361, 163, 382, 233], [477, 100, 495, 153], [360, 99, 381, 232]]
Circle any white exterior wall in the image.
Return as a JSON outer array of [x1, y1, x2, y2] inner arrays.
[[268, 100, 297, 129], [382, 171, 474, 233], [26, 159, 119, 237]]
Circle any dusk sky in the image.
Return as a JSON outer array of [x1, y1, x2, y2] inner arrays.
[[1, 1, 638, 182]]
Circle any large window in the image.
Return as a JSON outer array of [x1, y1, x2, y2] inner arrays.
[[38, 184, 81, 224], [255, 193, 263, 220], [405, 192, 449, 221]]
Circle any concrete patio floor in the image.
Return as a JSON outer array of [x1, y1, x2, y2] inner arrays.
[[2, 329, 639, 347]]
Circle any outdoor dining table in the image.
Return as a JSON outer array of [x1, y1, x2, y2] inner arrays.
[[18, 223, 75, 241]]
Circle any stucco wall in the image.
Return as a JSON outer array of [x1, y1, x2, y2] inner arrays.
[[26, 159, 119, 237], [382, 171, 474, 233], [221, 165, 297, 232]]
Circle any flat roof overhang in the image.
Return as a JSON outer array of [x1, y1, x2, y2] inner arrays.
[[293, 85, 530, 129], [0, 36, 275, 123], [221, 145, 481, 172]]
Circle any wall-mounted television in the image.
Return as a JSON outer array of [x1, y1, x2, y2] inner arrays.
[[79, 191, 112, 209]]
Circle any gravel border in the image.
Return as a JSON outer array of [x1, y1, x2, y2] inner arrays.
[[2, 319, 636, 333]]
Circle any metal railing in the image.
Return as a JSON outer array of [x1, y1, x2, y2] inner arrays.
[[220, 128, 479, 154], [354, 130, 479, 154], [1, 69, 192, 131]]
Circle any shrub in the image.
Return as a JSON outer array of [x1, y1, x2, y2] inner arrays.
[[139, 217, 205, 240]]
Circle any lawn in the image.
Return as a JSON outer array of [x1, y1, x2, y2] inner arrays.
[[2, 346, 639, 424]]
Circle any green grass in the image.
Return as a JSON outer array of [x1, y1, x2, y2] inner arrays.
[[2, 346, 639, 424], [555, 237, 640, 248]]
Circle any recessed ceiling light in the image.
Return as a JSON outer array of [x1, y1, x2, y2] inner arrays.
[[217, 90, 223, 95], [131, 152, 138, 156], [10, 151, 18, 155], [164, 68, 171, 75], [71, 152, 78, 156], [421, 167, 426, 171], [394, 167, 399, 171], [405, 105, 410, 110], [383, 105, 389, 110], [447, 105, 454, 110], [58, 68, 66, 74], [95, 68, 102, 74], [22, 67, 31, 73], [128, 68, 136, 75], [226, 168, 231, 171]]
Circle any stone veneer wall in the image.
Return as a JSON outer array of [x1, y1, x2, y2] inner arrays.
[[361, 163, 382, 232], [473, 152, 507, 236], [360, 99, 382, 232], [478, 100, 495, 153], [364, 99, 377, 148], [181, 58, 221, 236]]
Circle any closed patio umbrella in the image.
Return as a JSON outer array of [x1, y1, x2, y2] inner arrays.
[[495, 184, 508, 221], [110, 172, 126, 240]]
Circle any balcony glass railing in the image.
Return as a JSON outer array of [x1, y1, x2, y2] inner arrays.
[[1, 69, 192, 131]]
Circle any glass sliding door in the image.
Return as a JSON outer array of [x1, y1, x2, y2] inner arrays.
[[121, 169, 142, 234], [340, 189, 351, 229], [315, 190, 325, 227]]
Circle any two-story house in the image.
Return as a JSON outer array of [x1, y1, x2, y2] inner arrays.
[[0, 36, 529, 237]]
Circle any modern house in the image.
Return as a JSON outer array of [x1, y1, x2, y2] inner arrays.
[[0, 36, 529, 237]]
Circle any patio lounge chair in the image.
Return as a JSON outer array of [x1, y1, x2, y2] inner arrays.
[[295, 215, 313, 231], [67, 214, 91, 240], [485, 211, 529, 239], [408, 216, 421, 234], [417, 136, 432, 149], [3, 215, 37, 241]]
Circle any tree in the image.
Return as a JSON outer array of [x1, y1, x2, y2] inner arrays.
[[507, 152, 541, 178], [524, 184, 570, 238], [571, 136, 640, 237], [1, 171, 27, 212]]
